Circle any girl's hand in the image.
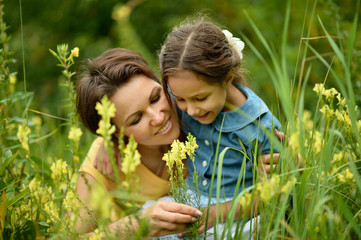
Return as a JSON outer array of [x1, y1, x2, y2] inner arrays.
[[259, 129, 304, 179], [142, 201, 202, 237], [259, 128, 285, 179], [259, 153, 279, 179], [272, 128, 304, 169]]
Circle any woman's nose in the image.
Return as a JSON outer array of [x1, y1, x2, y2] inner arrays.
[[149, 107, 164, 126]]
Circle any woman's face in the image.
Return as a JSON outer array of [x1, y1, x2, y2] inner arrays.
[[110, 74, 180, 147]]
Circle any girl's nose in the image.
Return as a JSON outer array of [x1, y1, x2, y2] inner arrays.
[[186, 103, 200, 116]]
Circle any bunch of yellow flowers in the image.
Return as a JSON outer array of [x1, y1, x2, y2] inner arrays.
[[95, 95, 116, 148], [162, 133, 199, 188]]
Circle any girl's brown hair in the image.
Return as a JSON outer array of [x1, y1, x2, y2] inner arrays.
[[76, 48, 159, 135], [159, 19, 246, 87]]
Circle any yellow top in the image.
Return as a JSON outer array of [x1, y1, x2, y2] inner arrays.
[[79, 137, 170, 221]]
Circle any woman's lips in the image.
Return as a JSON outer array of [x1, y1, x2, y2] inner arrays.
[[156, 118, 172, 135]]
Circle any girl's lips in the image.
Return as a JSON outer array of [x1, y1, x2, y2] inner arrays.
[[195, 112, 209, 121], [156, 118, 172, 135]]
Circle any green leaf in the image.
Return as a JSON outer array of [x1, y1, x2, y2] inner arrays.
[[0, 150, 18, 174], [8, 189, 30, 207]]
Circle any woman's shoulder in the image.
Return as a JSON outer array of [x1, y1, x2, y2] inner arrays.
[[79, 137, 104, 174]]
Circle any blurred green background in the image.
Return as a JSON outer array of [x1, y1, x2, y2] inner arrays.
[[4, 0, 361, 123]]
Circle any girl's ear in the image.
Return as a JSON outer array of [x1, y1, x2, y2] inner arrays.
[[224, 68, 235, 87]]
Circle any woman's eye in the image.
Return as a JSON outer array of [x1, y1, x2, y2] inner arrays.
[[176, 98, 184, 102], [131, 115, 142, 125], [151, 94, 160, 103]]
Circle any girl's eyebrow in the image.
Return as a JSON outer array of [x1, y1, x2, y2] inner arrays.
[[125, 86, 160, 123], [173, 91, 208, 99]]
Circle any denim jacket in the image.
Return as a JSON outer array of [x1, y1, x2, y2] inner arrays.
[[176, 85, 281, 198]]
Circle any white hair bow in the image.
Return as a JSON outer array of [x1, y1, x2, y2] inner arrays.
[[222, 30, 245, 60]]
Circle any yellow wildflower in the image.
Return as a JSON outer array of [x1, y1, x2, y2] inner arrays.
[[44, 201, 60, 223], [95, 96, 116, 118], [91, 183, 112, 220], [357, 120, 361, 133], [336, 93, 346, 107], [257, 175, 280, 203], [89, 229, 105, 240], [163, 151, 175, 169], [68, 126, 83, 144], [239, 192, 252, 210], [32, 116, 42, 133], [337, 173, 346, 183], [289, 132, 300, 154], [29, 178, 40, 194], [171, 140, 186, 167], [345, 169, 354, 181], [332, 152, 344, 163], [302, 110, 313, 131], [122, 146, 141, 175], [9, 74, 17, 84], [96, 96, 116, 145], [311, 131, 323, 155], [17, 124, 31, 152], [335, 109, 345, 123], [319, 105, 333, 120], [313, 83, 325, 96], [28, 178, 54, 206], [63, 191, 80, 212], [281, 177, 297, 193], [112, 5, 131, 20], [323, 88, 338, 100], [73, 155, 80, 163], [50, 159, 68, 181], [71, 47, 79, 57], [185, 133, 199, 161]]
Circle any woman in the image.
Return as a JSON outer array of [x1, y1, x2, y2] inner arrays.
[[75, 48, 202, 238]]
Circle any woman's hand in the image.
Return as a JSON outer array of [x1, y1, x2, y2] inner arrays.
[[93, 143, 121, 180], [141, 201, 202, 237]]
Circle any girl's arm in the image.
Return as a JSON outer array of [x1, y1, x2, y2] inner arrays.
[[75, 172, 202, 237], [177, 129, 285, 237]]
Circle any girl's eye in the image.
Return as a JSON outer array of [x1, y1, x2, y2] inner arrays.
[[176, 97, 184, 102], [195, 96, 207, 101], [131, 114, 142, 125], [151, 94, 160, 104]]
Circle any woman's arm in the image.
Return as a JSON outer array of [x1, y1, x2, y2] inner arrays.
[[108, 200, 202, 237], [75, 172, 202, 237], [75, 172, 99, 233]]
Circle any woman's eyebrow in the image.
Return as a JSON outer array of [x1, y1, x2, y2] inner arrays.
[[149, 86, 160, 100]]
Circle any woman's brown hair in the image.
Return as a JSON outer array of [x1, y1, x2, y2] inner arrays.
[[76, 48, 159, 136]]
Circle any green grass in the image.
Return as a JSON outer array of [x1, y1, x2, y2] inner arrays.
[[0, 0, 360, 239]]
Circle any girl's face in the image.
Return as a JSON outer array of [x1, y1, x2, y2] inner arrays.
[[167, 69, 228, 125], [110, 74, 180, 147]]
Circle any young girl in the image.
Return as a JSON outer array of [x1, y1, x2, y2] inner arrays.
[[159, 20, 282, 237]]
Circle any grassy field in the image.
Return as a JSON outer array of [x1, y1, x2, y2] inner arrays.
[[1, 0, 360, 239]]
